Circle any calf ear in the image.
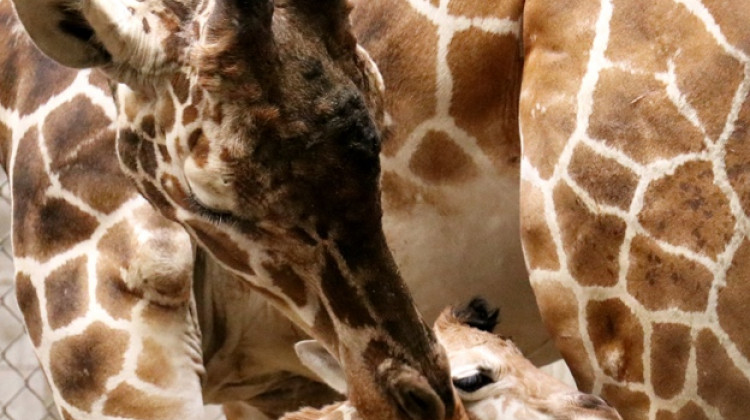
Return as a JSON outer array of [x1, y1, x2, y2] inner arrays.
[[294, 340, 348, 395], [12, 0, 111, 68]]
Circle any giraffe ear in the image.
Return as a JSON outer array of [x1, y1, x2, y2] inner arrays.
[[294, 340, 348, 395], [12, 0, 192, 72], [12, 0, 111, 68]]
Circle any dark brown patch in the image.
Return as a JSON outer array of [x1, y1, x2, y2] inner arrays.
[[320, 252, 376, 328], [718, 239, 750, 361], [156, 98, 176, 134], [140, 115, 156, 138], [532, 281, 594, 391], [569, 144, 638, 210], [61, 409, 75, 420], [117, 129, 141, 174], [554, 182, 626, 287], [182, 105, 198, 125], [158, 144, 172, 164], [45, 256, 89, 330], [102, 383, 184, 420], [171, 73, 190, 104], [725, 95, 750, 218], [142, 17, 150, 33], [521, 0, 599, 179], [696, 329, 750, 419], [50, 323, 128, 411], [136, 338, 175, 388], [520, 180, 560, 270], [588, 68, 706, 164], [639, 161, 734, 260], [449, 30, 521, 175], [650, 323, 691, 399], [408, 130, 479, 184], [586, 299, 645, 383], [139, 141, 158, 178], [263, 262, 307, 307], [600, 384, 650, 420], [186, 219, 253, 274], [627, 235, 713, 312], [189, 129, 209, 168], [350, 0, 438, 157], [15, 273, 43, 347]]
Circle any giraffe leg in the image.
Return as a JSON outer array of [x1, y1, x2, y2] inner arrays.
[[14, 198, 208, 420]]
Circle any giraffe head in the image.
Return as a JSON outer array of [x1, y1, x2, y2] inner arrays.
[[292, 298, 622, 420], [11, 0, 458, 418], [435, 299, 622, 420]]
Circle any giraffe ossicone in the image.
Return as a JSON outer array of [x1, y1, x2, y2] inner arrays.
[[5, 0, 465, 418]]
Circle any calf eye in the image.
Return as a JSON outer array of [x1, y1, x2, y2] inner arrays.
[[452, 371, 494, 393]]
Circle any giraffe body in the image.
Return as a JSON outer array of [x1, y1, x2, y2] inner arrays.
[[2, 0, 468, 418], [520, 0, 750, 418]]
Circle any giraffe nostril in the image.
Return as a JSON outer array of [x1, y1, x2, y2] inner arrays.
[[392, 378, 445, 420]]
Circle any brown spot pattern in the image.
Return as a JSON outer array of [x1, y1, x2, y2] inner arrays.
[[97, 221, 140, 320], [50, 323, 128, 411], [15, 273, 43, 347], [136, 338, 175, 388], [103, 383, 184, 420], [139, 141, 158, 178], [182, 105, 198, 125], [554, 182, 626, 287], [696, 329, 750, 419], [586, 299, 644, 383], [186, 219, 253, 274], [0, 30, 77, 115], [520, 180, 560, 270], [532, 281, 594, 391], [639, 161, 734, 260], [601, 384, 650, 420], [263, 262, 308, 307], [656, 402, 711, 420], [55, 128, 134, 214], [43, 95, 110, 164], [650, 323, 691, 399], [588, 69, 705, 164], [45, 256, 89, 330], [449, 29, 521, 175], [408, 130, 478, 184], [718, 239, 750, 361], [626, 235, 713, 312], [568, 144, 638, 210], [521, 0, 599, 179], [320, 252, 376, 329], [703, 0, 750, 55], [156, 97, 176, 134], [726, 96, 750, 218], [350, 1, 438, 156]]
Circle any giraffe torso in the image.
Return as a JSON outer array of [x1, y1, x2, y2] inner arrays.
[[520, 0, 750, 418]]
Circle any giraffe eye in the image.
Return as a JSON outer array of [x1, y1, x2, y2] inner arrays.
[[452, 371, 494, 393]]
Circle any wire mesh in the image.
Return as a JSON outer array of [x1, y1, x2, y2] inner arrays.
[[0, 172, 225, 420]]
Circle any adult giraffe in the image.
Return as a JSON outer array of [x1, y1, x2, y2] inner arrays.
[[350, 0, 750, 419], [1, 0, 465, 419]]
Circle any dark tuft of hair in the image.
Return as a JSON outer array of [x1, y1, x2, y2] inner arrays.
[[452, 297, 500, 333]]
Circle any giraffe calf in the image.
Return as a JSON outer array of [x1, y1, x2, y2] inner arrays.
[[288, 299, 622, 420]]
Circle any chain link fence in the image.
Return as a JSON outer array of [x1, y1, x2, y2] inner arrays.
[[0, 172, 225, 420]]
